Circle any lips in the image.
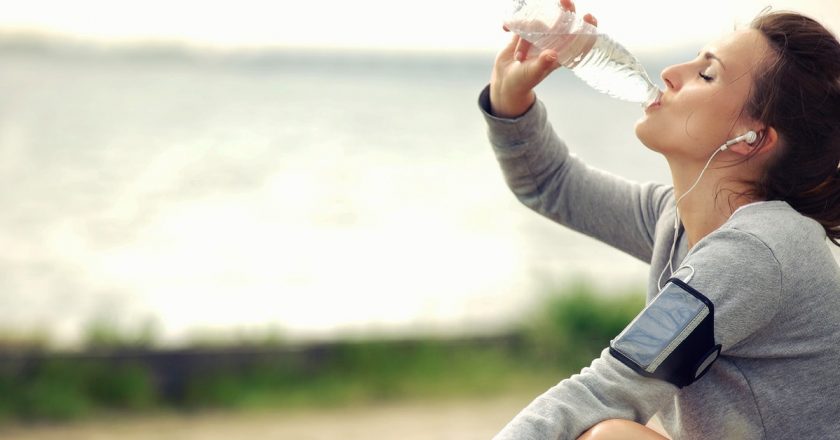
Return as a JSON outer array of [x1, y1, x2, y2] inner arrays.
[[645, 90, 664, 111]]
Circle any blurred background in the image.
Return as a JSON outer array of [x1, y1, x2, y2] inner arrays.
[[0, 0, 838, 438]]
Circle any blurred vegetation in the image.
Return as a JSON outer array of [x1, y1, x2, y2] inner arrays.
[[83, 317, 161, 350], [523, 280, 646, 368], [0, 280, 644, 423], [182, 339, 533, 409], [0, 360, 156, 421]]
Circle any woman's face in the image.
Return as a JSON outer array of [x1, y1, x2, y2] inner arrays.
[[635, 29, 771, 160]]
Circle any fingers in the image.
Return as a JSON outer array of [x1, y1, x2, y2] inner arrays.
[[505, 0, 595, 62], [514, 38, 533, 62], [499, 33, 520, 60], [560, 0, 575, 13], [539, 49, 560, 70], [520, 49, 561, 88], [526, 50, 560, 78], [560, 0, 597, 27]]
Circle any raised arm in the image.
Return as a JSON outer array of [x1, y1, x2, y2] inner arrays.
[[483, 1, 670, 262], [480, 87, 670, 262], [490, 0, 599, 119]]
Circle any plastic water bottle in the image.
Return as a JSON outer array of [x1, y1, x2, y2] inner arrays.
[[505, 0, 662, 107]]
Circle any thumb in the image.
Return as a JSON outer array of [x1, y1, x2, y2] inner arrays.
[[520, 49, 560, 90], [539, 50, 560, 70], [528, 49, 560, 80]]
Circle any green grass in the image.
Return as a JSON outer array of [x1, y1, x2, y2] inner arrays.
[[0, 360, 156, 421], [0, 280, 645, 422], [522, 280, 645, 370], [182, 339, 559, 410]]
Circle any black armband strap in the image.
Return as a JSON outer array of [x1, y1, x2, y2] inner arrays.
[[609, 278, 721, 388]]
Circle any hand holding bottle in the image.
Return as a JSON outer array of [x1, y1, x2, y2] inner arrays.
[[505, 0, 600, 66], [493, 0, 662, 111], [489, 0, 598, 118]]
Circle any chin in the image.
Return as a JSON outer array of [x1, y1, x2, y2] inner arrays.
[[634, 118, 662, 153]]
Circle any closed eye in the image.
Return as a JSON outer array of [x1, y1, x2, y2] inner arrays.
[[699, 72, 714, 82]]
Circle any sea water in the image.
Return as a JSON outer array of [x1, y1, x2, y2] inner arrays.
[[0, 41, 673, 346]]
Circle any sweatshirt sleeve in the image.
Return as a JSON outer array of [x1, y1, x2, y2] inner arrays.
[[678, 227, 783, 353], [493, 349, 679, 440], [478, 85, 672, 263], [492, 225, 783, 440]]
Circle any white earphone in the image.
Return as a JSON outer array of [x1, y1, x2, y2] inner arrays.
[[657, 130, 759, 290], [719, 130, 757, 151]]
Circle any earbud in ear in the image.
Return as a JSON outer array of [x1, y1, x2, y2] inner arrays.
[[720, 130, 759, 151]]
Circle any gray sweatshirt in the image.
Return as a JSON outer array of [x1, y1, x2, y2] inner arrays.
[[479, 86, 840, 440]]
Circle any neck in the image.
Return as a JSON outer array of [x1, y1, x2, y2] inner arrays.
[[668, 153, 758, 249]]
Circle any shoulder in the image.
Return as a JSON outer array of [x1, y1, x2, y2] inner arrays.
[[721, 200, 840, 293], [724, 200, 824, 248], [685, 201, 809, 283], [679, 201, 821, 323], [685, 216, 782, 288], [675, 205, 793, 351]]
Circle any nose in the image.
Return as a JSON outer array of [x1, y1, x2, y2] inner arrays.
[[661, 64, 680, 92], [660, 61, 691, 92]]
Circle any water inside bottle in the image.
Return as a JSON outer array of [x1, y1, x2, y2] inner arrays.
[[566, 33, 662, 107]]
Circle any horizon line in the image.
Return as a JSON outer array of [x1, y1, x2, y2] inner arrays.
[[0, 28, 700, 59]]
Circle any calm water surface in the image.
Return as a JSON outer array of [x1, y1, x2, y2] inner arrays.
[[3, 44, 794, 346]]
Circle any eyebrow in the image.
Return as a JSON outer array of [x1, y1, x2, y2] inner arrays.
[[701, 51, 727, 70]]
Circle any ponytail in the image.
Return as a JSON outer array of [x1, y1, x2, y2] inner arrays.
[[793, 169, 840, 246], [748, 11, 840, 245]]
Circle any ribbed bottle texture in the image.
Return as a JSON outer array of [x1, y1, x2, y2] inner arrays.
[[506, 0, 661, 107]]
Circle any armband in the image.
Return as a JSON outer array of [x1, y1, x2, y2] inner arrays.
[[609, 278, 721, 388]]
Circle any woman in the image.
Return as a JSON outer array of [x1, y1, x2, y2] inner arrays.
[[480, 1, 840, 439]]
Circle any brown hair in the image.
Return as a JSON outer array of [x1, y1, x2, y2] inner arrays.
[[745, 11, 840, 245]]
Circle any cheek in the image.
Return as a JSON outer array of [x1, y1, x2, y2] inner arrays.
[[679, 90, 748, 144], [633, 102, 726, 154], [685, 104, 741, 144], [685, 86, 749, 133], [634, 87, 748, 153]]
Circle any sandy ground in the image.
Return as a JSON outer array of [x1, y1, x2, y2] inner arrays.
[[0, 395, 532, 440], [0, 395, 668, 440]]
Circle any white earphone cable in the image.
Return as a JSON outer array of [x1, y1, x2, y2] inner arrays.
[[657, 145, 727, 290]]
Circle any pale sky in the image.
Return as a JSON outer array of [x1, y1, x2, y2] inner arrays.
[[0, 0, 837, 53]]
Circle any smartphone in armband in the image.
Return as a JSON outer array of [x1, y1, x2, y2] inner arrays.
[[609, 278, 722, 388]]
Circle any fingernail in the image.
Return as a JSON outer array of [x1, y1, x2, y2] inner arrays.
[[515, 51, 524, 61], [546, 54, 558, 63]]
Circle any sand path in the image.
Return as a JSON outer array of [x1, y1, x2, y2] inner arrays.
[[1, 395, 530, 440], [1, 394, 668, 439]]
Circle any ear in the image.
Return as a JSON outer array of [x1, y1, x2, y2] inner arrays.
[[728, 127, 779, 156]]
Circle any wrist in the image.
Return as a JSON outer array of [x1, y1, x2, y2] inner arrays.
[[490, 89, 536, 119]]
